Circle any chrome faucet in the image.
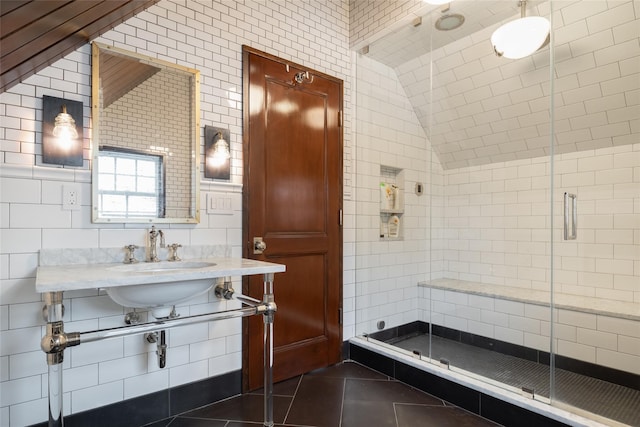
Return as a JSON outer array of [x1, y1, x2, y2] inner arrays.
[[148, 226, 165, 262]]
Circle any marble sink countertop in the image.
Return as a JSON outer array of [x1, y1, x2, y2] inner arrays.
[[36, 257, 286, 293]]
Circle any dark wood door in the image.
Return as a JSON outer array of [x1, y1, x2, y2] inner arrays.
[[242, 46, 343, 391]]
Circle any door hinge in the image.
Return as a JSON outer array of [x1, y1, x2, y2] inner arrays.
[[339, 209, 343, 226], [339, 308, 343, 325], [338, 110, 343, 127]]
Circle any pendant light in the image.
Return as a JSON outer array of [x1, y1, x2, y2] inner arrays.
[[210, 132, 230, 167], [491, 0, 550, 59], [52, 104, 79, 150]]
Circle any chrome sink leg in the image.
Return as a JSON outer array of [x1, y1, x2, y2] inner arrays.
[[41, 291, 81, 427], [262, 272, 276, 427], [43, 292, 64, 427], [38, 275, 280, 426]]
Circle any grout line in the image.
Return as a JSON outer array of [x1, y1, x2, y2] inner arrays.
[[339, 377, 347, 427], [394, 401, 451, 408], [282, 375, 303, 424], [393, 402, 399, 427]]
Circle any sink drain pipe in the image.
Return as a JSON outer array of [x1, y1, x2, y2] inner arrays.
[[145, 330, 167, 369]]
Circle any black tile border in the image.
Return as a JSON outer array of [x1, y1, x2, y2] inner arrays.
[[349, 342, 395, 378], [170, 370, 241, 415], [368, 321, 640, 391], [395, 361, 480, 413], [28, 370, 241, 427], [553, 353, 639, 390], [349, 343, 570, 427], [481, 394, 569, 427], [342, 339, 350, 360], [366, 320, 427, 345]]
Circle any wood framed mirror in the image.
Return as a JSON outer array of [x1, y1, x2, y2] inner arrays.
[[91, 42, 200, 223]]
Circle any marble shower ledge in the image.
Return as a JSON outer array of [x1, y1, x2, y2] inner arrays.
[[36, 246, 285, 293], [419, 278, 639, 321]]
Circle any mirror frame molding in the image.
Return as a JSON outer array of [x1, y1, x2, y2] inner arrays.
[[91, 42, 201, 224]]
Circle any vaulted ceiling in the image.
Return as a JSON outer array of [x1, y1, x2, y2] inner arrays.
[[2, 0, 638, 170], [364, 0, 639, 170], [0, 0, 160, 93]]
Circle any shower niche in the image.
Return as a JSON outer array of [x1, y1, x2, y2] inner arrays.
[[379, 165, 403, 240]]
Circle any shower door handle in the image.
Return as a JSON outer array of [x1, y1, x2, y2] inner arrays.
[[564, 193, 577, 240]]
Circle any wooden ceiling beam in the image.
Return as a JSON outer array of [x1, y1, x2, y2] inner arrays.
[[1, 1, 73, 40], [0, 0, 160, 93]]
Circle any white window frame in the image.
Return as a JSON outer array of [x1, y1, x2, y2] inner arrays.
[[97, 147, 165, 218]]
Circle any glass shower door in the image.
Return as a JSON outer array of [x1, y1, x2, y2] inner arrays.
[[549, 1, 640, 424], [354, 0, 559, 402]]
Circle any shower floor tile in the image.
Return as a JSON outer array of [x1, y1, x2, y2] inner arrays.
[[142, 361, 500, 427], [392, 334, 640, 426]]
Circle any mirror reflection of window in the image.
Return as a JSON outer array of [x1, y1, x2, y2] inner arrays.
[[91, 42, 200, 223], [97, 147, 165, 218]]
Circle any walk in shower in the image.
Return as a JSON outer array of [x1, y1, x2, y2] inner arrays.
[[353, 1, 639, 426]]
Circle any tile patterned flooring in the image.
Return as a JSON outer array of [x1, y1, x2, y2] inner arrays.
[[392, 334, 640, 426], [144, 361, 501, 427]]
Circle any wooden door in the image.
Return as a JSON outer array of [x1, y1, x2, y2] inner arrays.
[[242, 46, 343, 391]]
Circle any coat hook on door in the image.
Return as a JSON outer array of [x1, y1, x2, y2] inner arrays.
[[293, 71, 313, 84]]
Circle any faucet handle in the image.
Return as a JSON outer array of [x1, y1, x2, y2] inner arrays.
[[124, 245, 139, 264], [168, 243, 182, 261]]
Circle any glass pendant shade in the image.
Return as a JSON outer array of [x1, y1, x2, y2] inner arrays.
[[491, 16, 550, 59], [52, 105, 78, 150], [210, 136, 230, 167]]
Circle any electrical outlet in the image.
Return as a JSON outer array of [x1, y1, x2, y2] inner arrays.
[[62, 184, 81, 210]]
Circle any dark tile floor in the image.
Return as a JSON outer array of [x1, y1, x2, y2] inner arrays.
[[143, 361, 501, 427]]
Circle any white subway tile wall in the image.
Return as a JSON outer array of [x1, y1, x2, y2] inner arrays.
[[351, 0, 638, 384], [353, 54, 432, 335], [0, 1, 351, 425], [412, 145, 639, 371], [389, 1, 640, 170], [2, 0, 638, 425], [349, 0, 426, 49], [435, 145, 639, 302], [421, 286, 640, 375]]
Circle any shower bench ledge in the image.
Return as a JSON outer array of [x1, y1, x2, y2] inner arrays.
[[419, 278, 639, 321]]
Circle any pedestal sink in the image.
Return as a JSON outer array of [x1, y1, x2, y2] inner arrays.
[[36, 254, 285, 320], [104, 261, 217, 318], [36, 247, 286, 427]]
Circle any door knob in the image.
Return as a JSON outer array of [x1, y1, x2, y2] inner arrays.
[[253, 237, 267, 254]]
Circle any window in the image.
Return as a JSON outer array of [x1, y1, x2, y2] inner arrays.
[[97, 147, 164, 218]]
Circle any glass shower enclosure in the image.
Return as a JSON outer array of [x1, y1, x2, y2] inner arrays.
[[353, 1, 639, 425]]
